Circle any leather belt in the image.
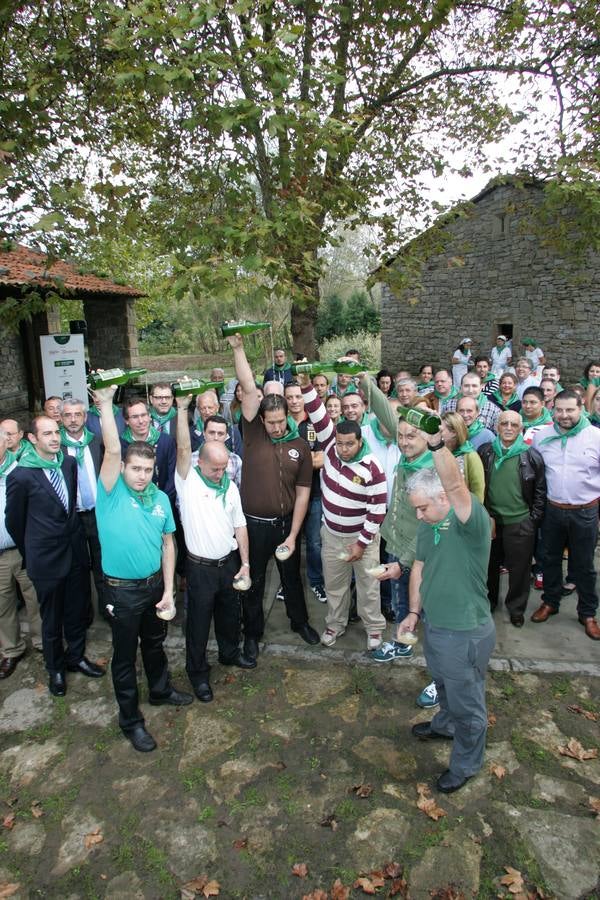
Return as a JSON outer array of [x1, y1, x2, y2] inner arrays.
[[106, 570, 162, 587], [549, 499, 598, 510], [188, 550, 234, 567], [246, 514, 289, 526]]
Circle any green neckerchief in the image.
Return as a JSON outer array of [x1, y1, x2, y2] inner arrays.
[[491, 434, 527, 469], [430, 510, 454, 546], [123, 478, 159, 510], [0, 450, 16, 479], [483, 373, 496, 383], [522, 408, 552, 428], [418, 380, 434, 391], [272, 362, 292, 374], [591, 413, 600, 425], [59, 425, 95, 464], [492, 389, 519, 410], [396, 449, 433, 475], [540, 416, 590, 448], [14, 439, 28, 460], [195, 467, 231, 506], [369, 416, 394, 447], [88, 403, 120, 418], [18, 444, 64, 471], [467, 419, 485, 438], [476, 394, 487, 409], [151, 406, 177, 427], [121, 424, 161, 447], [339, 437, 372, 465], [434, 386, 458, 401], [333, 384, 358, 398], [271, 416, 300, 444], [232, 408, 241, 424], [453, 440, 475, 456]]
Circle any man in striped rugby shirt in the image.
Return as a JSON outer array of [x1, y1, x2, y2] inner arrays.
[[297, 373, 388, 651]]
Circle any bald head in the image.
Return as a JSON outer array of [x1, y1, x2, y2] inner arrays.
[[198, 440, 230, 483], [456, 395, 479, 427], [263, 380, 284, 397], [497, 410, 523, 447], [0, 419, 23, 452]]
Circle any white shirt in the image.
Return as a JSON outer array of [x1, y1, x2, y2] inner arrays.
[[65, 443, 97, 510], [490, 345, 511, 375], [175, 468, 246, 558]]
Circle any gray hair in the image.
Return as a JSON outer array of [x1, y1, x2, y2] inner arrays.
[[61, 398, 86, 411], [263, 380, 284, 396], [516, 357, 533, 371], [0, 427, 7, 440], [396, 378, 417, 390], [406, 467, 444, 499]]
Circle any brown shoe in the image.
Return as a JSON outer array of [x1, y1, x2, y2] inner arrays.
[[0, 652, 25, 679], [530, 603, 558, 623], [579, 616, 600, 640]]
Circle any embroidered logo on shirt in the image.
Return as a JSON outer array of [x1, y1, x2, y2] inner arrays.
[[288, 448, 300, 460], [151, 504, 166, 518]]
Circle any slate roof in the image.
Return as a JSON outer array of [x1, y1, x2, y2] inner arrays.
[[0, 243, 144, 297]]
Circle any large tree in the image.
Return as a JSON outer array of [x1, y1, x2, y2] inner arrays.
[[1, 0, 598, 351]]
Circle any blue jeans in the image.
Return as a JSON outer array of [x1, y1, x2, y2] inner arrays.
[[304, 497, 324, 589], [384, 551, 410, 624]]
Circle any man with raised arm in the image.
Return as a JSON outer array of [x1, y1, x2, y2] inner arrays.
[[94, 385, 192, 753], [226, 334, 319, 661], [397, 429, 495, 793]]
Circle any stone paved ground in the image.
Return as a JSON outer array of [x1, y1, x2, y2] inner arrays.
[[0, 636, 599, 900]]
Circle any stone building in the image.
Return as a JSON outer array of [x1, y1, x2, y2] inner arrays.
[[378, 179, 599, 382], [0, 243, 143, 416]]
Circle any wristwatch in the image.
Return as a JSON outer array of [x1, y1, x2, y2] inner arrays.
[[429, 439, 445, 452]]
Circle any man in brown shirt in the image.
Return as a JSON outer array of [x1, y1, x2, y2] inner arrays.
[[227, 334, 320, 661]]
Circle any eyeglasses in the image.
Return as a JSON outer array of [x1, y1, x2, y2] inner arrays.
[[151, 395, 172, 401]]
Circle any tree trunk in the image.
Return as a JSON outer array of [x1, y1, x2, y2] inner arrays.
[[291, 296, 319, 358]]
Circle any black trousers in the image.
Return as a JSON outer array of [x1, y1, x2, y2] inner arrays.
[[541, 503, 599, 617], [33, 565, 88, 674], [488, 516, 536, 616], [186, 553, 241, 687], [106, 574, 172, 732], [243, 516, 309, 639], [79, 509, 105, 618]]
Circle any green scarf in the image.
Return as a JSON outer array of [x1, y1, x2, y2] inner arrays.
[[467, 419, 485, 438], [123, 478, 159, 510], [591, 414, 600, 426], [369, 416, 394, 447], [522, 408, 552, 429], [453, 440, 475, 456], [88, 403, 120, 418], [273, 362, 291, 373], [418, 380, 434, 391], [430, 511, 453, 546], [232, 408, 241, 424], [151, 407, 177, 427], [434, 386, 458, 401], [121, 425, 161, 447], [0, 450, 16, 479], [491, 434, 527, 470], [396, 449, 433, 475], [271, 416, 300, 444], [341, 437, 372, 464], [18, 444, 64, 471], [15, 439, 28, 460], [492, 390, 519, 410], [540, 416, 590, 448], [195, 467, 231, 506], [59, 425, 95, 464], [476, 394, 487, 408], [483, 373, 496, 383]]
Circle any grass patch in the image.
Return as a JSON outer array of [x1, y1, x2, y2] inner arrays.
[[197, 805, 215, 822], [351, 667, 378, 698], [181, 767, 206, 792], [229, 786, 266, 815], [140, 839, 176, 887], [478, 823, 551, 899], [510, 732, 554, 769], [403, 817, 452, 864], [335, 797, 365, 821], [40, 786, 79, 822]]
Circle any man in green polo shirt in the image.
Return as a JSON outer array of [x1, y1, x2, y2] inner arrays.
[[397, 432, 495, 793], [94, 385, 192, 753]]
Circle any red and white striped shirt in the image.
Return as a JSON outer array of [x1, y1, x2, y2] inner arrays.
[[301, 386, 387, 546]]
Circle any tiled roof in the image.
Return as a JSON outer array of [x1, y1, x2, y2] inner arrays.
[[0, 243, 144, 297]]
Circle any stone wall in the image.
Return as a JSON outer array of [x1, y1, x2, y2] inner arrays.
[[0, 325, 29, 415], [380, 183, 600, 383], [83, 295, 139, 369]]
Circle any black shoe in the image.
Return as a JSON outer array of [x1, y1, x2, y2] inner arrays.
[[218, 652, 257, 670], [48, 672, 66, 697], [411, 721, 454, 741], [510, 614, 525, 627], [436, 769, 471, 793], [124, 725, 157, 753], [148, 689, 194, 706], [243, 638, 259, 662], [66, 657, 106, 678], [193, 682, 213, 703], [291, 623, 320, 645], [0, 652, 25, 680]]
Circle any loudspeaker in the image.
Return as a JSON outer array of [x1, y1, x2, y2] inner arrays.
[[70, 319, 88, 341]]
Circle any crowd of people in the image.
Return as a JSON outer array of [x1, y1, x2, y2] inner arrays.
[[0, 332, 599, 791]]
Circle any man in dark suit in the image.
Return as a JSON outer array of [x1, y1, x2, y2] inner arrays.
[[120, 398, 176, 507], [60, 399, 106, 619], [5, 416, 105, 696]]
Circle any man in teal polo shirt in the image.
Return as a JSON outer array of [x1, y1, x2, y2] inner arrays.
[[397, 432, 495, 793], [94, 385, 192, 753]]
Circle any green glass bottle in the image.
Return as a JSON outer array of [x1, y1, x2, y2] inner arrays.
[[290, 361, 332, 376], [88, 367, 147, 389], [220, 320, 271, 338], [171, 379, 225, 397], [396, 405, 441, 434], [332, 360, 363, 376]]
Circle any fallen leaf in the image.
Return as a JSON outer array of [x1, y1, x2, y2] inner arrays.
[[490, 763, 507, 780], [331, 878, 350, 899], [292, 863, 309, 878], [500, 866, 525, 895], [181, 874, 208, 899], [83, 827, 103, 849], [382, 862, 403, 879], [487, 712, 497, 726], [216, 820, 229, 828], [588, 796, 600, 818], [0, 885, 21, 898], [267, 687, 277, 697], [5, 798, 18, 808], [2, 814, 15, 830], [95, 657, 108, 667], [558, 738, 598, 761], [354, 876, 376, 895], [202, 881, 220, 898], [429, 889, 466, 899], [302, 891, 328, 900], [319, 813, 338, 831], [30, 800, 43, 818], [416, 783, 446, 821], [367, 872, 385, 889], [567, 704, 599, 722], [389, 876, 409, 897], [34, 681, 45, 693], [275, 760, 287, 770], [100, 874, 107, 880], [352, 782, 374, 798], [232, 838, 247, 850], [223, 673, 236, 684]]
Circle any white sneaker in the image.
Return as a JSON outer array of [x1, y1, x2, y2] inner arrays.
[[367, 633, 383, 651], [321, 628, 344, 647], [416, 681, 439, 708], [311, 585, 327, 603]]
